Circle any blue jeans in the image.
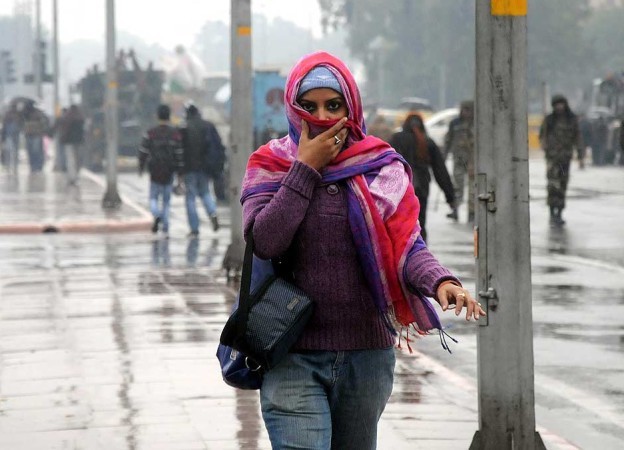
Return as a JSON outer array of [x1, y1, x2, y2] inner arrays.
[[184, 171, 217, 233], [149, 182, 173, 232], [260, 348, 396, 450], [25, 135, 44, 172]]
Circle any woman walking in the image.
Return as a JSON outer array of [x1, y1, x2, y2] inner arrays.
[[241, 52, 484, 450]]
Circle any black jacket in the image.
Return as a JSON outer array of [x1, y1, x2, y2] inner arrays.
[[182, 115, 225, 176], [139, 124, 184, 184], [389, 130, 455, 207]]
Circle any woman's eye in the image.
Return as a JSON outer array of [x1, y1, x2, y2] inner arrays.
[[327, 101, 342, 112], [300, 103, 316, 112]]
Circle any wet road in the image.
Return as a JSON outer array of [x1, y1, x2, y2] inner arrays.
[[420, 158, 624, 449], [0, 156, 623, 449]]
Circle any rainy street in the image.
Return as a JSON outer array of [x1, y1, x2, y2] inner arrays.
[[3, 0, 624, 448], [0, 155, 622, 449]]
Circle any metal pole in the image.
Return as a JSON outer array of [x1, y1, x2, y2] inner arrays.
[[223, 0, 253, 276], [470, 1, 546, 449], [34, 0, 42, 99], [52, 0, 59, 116], [52, 0, 62, 171], [102, 0, 121, 209]]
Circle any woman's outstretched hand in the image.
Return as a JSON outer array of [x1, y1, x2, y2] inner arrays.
[[436, 282, 486, 321], [297, 118, 348, 171]]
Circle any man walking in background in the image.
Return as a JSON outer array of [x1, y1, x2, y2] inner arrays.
[[139, 104, 184, 237], [539, 95, 584, 226], [181, 104, 223, 238], [445, 100, 475, 223], [22, 101, 49, 173], [61, 105, 85, 186], [1, 104, 22, 176]]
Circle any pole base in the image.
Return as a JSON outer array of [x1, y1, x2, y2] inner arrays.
[[102, 189, 122, 210], [223, 240, 245, 282], [469, 431, 548, 450]]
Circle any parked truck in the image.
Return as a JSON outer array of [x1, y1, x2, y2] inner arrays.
[[78, 58, 164, 171]]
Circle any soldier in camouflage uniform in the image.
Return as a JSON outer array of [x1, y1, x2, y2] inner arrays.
[[539, 95, 584, 226], [445, 100, 475, 222]]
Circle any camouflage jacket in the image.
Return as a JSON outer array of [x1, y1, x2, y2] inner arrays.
[[445, 117, 474, 163], [539, 114, 583, 161]]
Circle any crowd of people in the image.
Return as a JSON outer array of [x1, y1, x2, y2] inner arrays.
[[369, 93, 624, 234], [1, 98, 51, 176]]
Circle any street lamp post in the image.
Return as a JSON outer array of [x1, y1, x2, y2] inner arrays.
[[102, 0, 121, 209]]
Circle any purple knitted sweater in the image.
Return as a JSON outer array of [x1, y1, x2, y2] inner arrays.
[[242, 160, 460, 351]]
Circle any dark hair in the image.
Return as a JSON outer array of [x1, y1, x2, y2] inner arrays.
[[186, 104, 200, 119], [157, 104, 170, 121]]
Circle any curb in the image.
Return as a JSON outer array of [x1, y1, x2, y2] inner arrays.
[[0, 219, 151, 234], [0, 170, 152, 234]]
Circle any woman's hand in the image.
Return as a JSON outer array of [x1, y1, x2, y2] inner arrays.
[[297, 118, 349, 171], [436, 282, 486, 321]]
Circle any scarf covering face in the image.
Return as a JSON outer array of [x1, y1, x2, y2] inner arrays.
[[241, 51, 441, 334]]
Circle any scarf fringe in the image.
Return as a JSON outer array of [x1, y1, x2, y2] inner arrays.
[[395, 322, 459, 354]]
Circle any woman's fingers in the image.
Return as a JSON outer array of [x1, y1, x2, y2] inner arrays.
[[300, 119, 310, 142], [454, 291, 466, 316], [318, 117, 348, 141], [438, 288, 449, 311]]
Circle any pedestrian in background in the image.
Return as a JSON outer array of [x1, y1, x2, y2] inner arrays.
[[241, 51, 485, 450], [61, 105, 85, 185], [619, 118, 624, 166], [180, 104, 222, 237], [1, 105, 22, 176], [22, 102, 49, 173], [390, 113, 456, 241], [51, 107, 68, 172], [539, 95, 584, 226], [138, 104, 184, 237], [445, 100, 475, 223]]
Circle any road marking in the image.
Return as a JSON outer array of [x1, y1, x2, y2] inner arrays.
[[550, 253, 624, 275], [82, 169, 152, 220]]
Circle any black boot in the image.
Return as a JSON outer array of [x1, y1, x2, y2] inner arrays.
[[549, 206, 557, 224], [446, 207, 459, 222], [555, 208, 566, 226]]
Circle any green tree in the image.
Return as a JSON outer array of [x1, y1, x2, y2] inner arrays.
[[527, 0, 592, 100], [583, 5, 624, 77], [319, 0, 475, 109]]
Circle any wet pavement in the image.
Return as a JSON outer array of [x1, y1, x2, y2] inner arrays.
[[0, 166, 150, 233], [0, 156, 623, 449]]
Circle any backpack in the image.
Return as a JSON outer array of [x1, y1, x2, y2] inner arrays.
[[204, 124, 226, 177]]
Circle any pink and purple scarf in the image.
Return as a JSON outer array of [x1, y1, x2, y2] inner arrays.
[[241, 52, 441, 335]]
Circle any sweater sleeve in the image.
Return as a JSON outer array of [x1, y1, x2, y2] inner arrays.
[[404, 240, 461, 299], [242, 160, 321, 259]]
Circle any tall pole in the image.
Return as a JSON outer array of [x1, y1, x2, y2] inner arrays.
[[52, 0, 62, 171], [34, 0, 42, 99], [102, 0, 121, 209], [52, 0, 59, 116], [470, 1, 546, 449], [223, 0, 252, 274]]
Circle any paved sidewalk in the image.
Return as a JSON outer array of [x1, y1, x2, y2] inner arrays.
[[0, 166, 151, 233]]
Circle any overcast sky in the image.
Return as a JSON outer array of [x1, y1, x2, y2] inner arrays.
[[0, 0, 323, 49]]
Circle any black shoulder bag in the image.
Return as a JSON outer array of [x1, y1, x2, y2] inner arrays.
[[219, 234, 315, 371]]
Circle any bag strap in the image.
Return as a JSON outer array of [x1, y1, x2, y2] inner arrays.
[[235, 234, 255, 340]]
